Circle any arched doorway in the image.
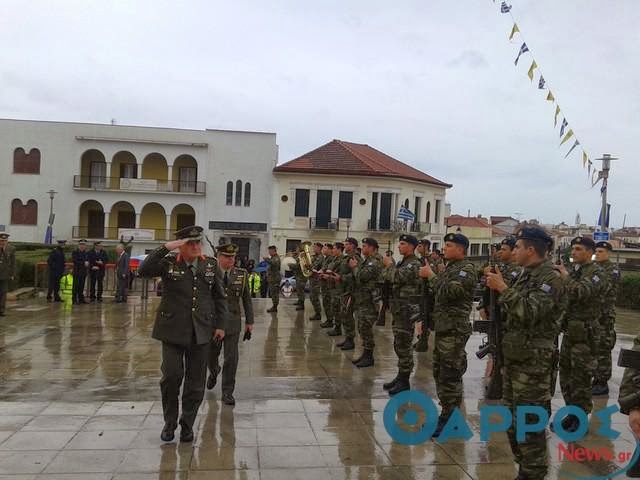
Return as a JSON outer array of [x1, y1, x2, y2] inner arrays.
[[173, 154, 198, 193]]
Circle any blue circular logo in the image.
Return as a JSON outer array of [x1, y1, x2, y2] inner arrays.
[[383, 390, 439, 445]]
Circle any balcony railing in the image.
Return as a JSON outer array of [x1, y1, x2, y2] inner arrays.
[[73, 176, 206, 194], [410, 222, 432, 234], [72, 226, 173, 241], [367, 219, 405, 232], [309, 217, 339, 230]]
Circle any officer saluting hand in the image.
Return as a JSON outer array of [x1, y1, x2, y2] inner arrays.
[[138, 226, 228, 444]]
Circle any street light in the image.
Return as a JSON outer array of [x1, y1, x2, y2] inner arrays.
[[45, 190, 57, 244]]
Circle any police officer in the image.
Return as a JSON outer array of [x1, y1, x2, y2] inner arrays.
[[71, 239, 90, 304], [138, 226, 228, 443], [350, 237, 383, 368], [382, 234, 422, 395], [554, 236, 604, 432], [593, 241, 620, 395], [0, 233, 16, 316], [88, 241, 108, 302], [309, 242, 324, 320], [207, 243, 254, 406], [486, 227, 564, 480], [419, 232, 477, 435], [46, 240, 66, 302], [264, 246, 281, 313]]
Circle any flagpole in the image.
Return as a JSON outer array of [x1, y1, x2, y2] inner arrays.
[[595, 154, 617, 232]]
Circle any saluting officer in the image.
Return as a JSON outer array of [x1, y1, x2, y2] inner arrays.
[[207, 243, 254, 406], [138, 226, 228, 443], [0, 233, 16, 317]]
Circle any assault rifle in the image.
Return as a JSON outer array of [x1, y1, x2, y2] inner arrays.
[[376, 280, 390, 326]]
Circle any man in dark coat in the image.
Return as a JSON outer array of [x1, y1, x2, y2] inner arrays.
[[88, 241, 108, 302], [47, 240, 66, 302], [71, 240, 89, 304], [115, 244, 130, 303]]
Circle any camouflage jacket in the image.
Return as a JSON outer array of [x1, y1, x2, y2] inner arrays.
[[337, 252, 359, 295], [266, 255, 281, 283], [310, 253, 324, 285], [499, 259, 564, 354], [353, 253, 383, 299], [321, 255, 337, 289], [563, 261, 605, 335], [619, 334, 640, 415], [597, 259, 620, 314], [388, 254, 422, 302], [431, 258, 477, 333]]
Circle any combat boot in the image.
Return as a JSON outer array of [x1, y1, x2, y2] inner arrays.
[[413, 334, 428, 352], [388, 373, 410, 396], [327, 326, 342, 336], [340, 337, 355, 351], [310, 313, 322, 321], [432, 413, 450, 438], [319, 320, 333, 328], [383, 374, 400, 391], [266, 306, 278, 313], [354, 349, 374, 368]]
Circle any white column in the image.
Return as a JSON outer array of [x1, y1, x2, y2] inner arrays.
[[165, 214, 172, 240], [309, 188, 318, 221], [135, 213, 141, 228], [167, 164, 173, 191], [105, 162, 112, 179], [331, 189, 339, 220], [137, 162, 143, 179], [103, 212, 110, 239], [376, 192, 381, 227]]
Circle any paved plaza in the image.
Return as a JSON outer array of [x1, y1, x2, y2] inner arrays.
[[0, 295, 638, 479]]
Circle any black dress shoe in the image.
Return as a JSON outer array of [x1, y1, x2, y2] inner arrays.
[[160, 423, 176, 442], [180, 425, 194, 442], [222, 393, 236, 405], [207, 366, 221, 390]]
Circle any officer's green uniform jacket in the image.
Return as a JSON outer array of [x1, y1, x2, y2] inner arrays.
[[619, 335, 640, 415], [0, 244, 16, 280], [430, 258, 477, 334], [138, 247, 229, 346], [221, 267, 254, 335], [562, 262, 605, 342], [266, 255, 281, 283], [499, 259, 564, 361]]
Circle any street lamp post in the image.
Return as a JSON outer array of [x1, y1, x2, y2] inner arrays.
[[45, 190, 57, 244]]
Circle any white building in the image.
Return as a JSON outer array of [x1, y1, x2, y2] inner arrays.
[[271, 139, 450, 253], [0, 119, 278, 258]]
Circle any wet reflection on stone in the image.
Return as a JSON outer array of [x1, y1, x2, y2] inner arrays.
[[0, 296, 638, 477]]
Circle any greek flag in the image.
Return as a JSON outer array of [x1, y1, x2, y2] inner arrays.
[[398, 206, 415, 222], [501, 2, 512, 13], [514, 42, 528, 65]]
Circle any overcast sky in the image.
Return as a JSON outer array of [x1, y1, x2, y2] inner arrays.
[[1, 0, 638, 227]]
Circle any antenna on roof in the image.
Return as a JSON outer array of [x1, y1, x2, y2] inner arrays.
[[111, 118, 117, 125]]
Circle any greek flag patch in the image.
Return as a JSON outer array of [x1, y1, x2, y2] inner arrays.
[[511, 271, 518, 277], [592, 275, 600, 284], [459, 271, 467, 278], [540, 283, 552, 293]]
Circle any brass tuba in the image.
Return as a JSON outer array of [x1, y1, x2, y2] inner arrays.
[[299, 241, 314, 278]]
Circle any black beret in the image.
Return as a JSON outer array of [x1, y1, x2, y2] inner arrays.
[[57, 240, 67, 245], [314, 242, 323, 248], [399, 234, 418, 247], [334, 242, 344, 249], [595, 241, 612, 251], [571, 236, 595, 250], [516, 226, 552, 244], [216, 243, 239, 256], [444, 233, 469, 249], [418, 239, 431, 247], [361, 237, 379, 248], [344, 237, 358, 247], [0, 233, 8, 240], [324, 243, 334, 249], [175, 225, 203, 241], [501, 236, 516, 249], [268, 245, 277, 250]]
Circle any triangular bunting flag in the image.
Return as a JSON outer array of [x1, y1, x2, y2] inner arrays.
[[582, 151, 588, 168], [554, 106, 561, 127], [509, 23, 519, 41], [546, 91, 555, 102], [514, 43, 529, 65], [560, 129, 574, 146], [527, 60, 538, 81], [591, 170, 598, 185], [538, 75, 546, 89], [588, 162, 592, 176], [564, 139, 580, 159], [559, 118, 568, 137]]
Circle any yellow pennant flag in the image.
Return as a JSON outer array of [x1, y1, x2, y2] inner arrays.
[[546, 91, 555, 102], [527, 60, 538, 81], [554, 106, 561, 127], [560, 129, 574, 146], [591, 169, 598, 185], [509, 23, 520, 41], [582, 151, 588, 168]]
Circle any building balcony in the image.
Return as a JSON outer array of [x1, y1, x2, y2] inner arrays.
[[410, 222, 432, 234], [73, 176, 206, 195], [309, 217, 339, 230], [72, 226, 173, 242], [367, 219, 406, 232]]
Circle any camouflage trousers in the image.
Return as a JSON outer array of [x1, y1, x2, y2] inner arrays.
[[504, 352, 553, 480], [334, 295, 355, 337], [391, 303, 415, 374], [268, 279, 280, 307], [321, 286, 334, 325], [295, 275, 306, 305], [559, 335, 596, 414], [354, 295, 377, 350], [309, 278, 322, 314], [433, 331, 469, 415], [594, 313, 616, 383]]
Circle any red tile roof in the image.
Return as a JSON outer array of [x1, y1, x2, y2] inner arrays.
[[273, 139, 451, 188], [490, 216, 517, 225], [446, 215, 491, 228]]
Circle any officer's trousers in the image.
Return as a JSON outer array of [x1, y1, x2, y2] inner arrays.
[[89, 271, 104, 300], [208, 332, 240, 395], [72, 273, 86, 303], [160, 341, 208, 429], [0, 279, 8, 314]]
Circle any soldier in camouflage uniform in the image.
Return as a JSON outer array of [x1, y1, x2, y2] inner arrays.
[[486, 227, 564, 480], [0, 233, 16, 317], [326, 242, 346, 336], [419, 232, 477, 435], [618, 335, 640, 477], [592, 241, 620, 395], [308, 242, 324, 320], [332, 238, 359, 351], [413, 239, 432, 352], [319, 244, 335, 329], [350, 237, 383, 368], [264, 246, 281, 313], [382, 234, 422, 395], [555, 236, 605, 432], [293, 245, 307, 311]]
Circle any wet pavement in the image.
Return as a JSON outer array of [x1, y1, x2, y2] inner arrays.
[[0, 295, 638, 479]]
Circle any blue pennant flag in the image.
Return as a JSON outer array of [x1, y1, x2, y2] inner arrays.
[[501, 2, 512, 13], [398, 206, 415, 222], [538, 76, 546, 89], [559, 118, 568, 138], [514, 43, 529, 65]]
